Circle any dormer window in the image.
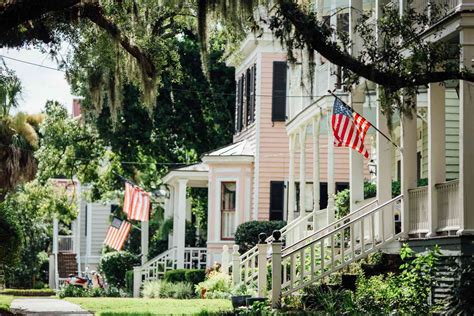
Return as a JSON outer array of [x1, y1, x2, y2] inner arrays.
[[235, 64, 256, 133]]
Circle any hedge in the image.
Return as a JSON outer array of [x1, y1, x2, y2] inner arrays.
[[235, 220, 286, 253], [163, 269, 206, 285], [0, 289, 55, 296]]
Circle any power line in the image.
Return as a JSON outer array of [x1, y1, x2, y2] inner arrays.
[[1, 54, 334, 98], [0, 54, 65, 72]]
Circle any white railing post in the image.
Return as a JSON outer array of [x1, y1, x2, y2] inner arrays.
[[133, 266, 142, 298], [221, 245, 230, 274], [232, 245, 240, 286], [271, 231, 283, 309], [257, 233, 268, 297]]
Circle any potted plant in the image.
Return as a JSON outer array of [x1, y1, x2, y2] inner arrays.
[[230, 283, 255, 309]]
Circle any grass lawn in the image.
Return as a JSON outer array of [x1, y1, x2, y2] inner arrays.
[[65, 298, 233, 315], [0, 295, 14, 313]]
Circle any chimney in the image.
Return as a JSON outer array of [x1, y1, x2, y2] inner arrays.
[[72, 98, 82, 118]]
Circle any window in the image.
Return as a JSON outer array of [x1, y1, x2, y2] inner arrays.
[[221, 182, 236, 240], [269, 181, 285, 221], [236, 76, 244, 132], [272, 61, 287, 121], [294, 182, 329, 212], [248, 65, 256, 124]]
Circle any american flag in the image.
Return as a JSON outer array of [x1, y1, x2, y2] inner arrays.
[[104, 217, 132, 251], [128, 187, 150, 222], [122, 182, 134, 216], [331, 97, 371, 158]]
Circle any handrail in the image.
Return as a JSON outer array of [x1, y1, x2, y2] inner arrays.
[[283, 196, 401, 258], [435, 178, 459, 188], [141, 247, 176, 268], [238, 207, 326, 263], [282, 198, 379, 254]]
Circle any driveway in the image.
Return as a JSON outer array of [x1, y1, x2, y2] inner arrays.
[[10, 298, 92, 315]]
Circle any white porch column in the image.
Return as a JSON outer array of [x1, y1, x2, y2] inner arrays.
[[299, 126, 307, 217], [86, 203, 92, 267], [52, 216, 59, 289], [349, 92, 365, 212], [288, 133, 296, 222], [427, 83, 446, 236], [141, 221, 149, 264], [458, 27, 474, 235], [327, 111, 335, 223], [400, 105, 417, 238], [176, 179, 188, 269], [376, 100, 393, 238], [172, 185, 179, 249], [312, 117, 321, 218]]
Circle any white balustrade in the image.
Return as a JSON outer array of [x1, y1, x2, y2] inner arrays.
[[139, 248, 177, 282], [58, 235, 74, 252], [230, 198, 379, 289], [184, 247, 207, 270], [436, 179, 460, 232], [408, 186, 429, 234], [273, 196, 403, 305]]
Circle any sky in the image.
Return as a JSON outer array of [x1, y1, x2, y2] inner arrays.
[[1, 47, 76, 114]]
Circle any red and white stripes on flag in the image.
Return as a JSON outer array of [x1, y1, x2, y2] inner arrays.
[[104, 217, 132, 251], [128, 187, 150, 222], [331, 98, 371, 159], [122, 182, 134, 216]]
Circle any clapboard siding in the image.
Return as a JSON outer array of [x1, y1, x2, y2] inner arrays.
[[90, 203, 111, 256], [445, 88, 459, 179]]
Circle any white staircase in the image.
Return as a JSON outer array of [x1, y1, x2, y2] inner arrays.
[[272, 195, 403, 305], [226, 196, 403, 306], [138, 247, 207, 282]]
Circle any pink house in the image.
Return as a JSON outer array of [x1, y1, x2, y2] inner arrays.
[[133, 33, 369, 294]]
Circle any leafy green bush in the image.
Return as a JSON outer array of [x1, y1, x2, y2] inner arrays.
[[99, 251, 139, 288], [142, 281, 193, 299], [57, 284, 127, 298], [57, 285, 89, 298], [142, 281, 162, 298], [300, 286, 355, 314], [354, 244, 440, 314], [185, 269, 206, 285], [195, 271, 232, 299], [0, 288, 55, 296], [164, 269, 187, 283], [335, 182, 377, 219], [161, 281, 194, 299], [235, 220, 286, 253]]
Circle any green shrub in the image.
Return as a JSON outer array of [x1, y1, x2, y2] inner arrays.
[[185, 269, 206, 285], [0, 288, 55, 296], [57, 284, 128, 298], [161, 281, 194, 299], [142, 281, 193, 299], [99, 251, 139, 288], [57, 285, 89, 298], [142, 281, 162, 298], [195, 271, 232, 299], [335, 182, 377, 219], [235, 220, 286, 253], [164, 269, 187, 283]]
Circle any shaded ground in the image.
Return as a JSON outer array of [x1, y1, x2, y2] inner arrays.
[[10, 298, 92, 315]]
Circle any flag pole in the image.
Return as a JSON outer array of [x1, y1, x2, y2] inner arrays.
[[327, 90, 400, 149]]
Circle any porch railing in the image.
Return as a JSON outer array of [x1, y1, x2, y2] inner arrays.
[[58, 235, 74, 252], [184, 247, 207, 270], [436, 179, 460, 231], [408, 186, 429, 234]]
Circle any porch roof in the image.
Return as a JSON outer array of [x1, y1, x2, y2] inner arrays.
[[162, 163, 208, 187], [202, 140, 254, 164]]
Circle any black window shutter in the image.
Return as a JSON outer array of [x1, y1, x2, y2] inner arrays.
[[250, 65, 256, 123], [272, 61, 287, 121], [269, 181, 285, 221], [236, 77, 243, 132]]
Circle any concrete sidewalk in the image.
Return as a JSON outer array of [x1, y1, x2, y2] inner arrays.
[[10, 298, 92, 315]]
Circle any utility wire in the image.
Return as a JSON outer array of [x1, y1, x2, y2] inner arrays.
[[0, 54, 337, 98]]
